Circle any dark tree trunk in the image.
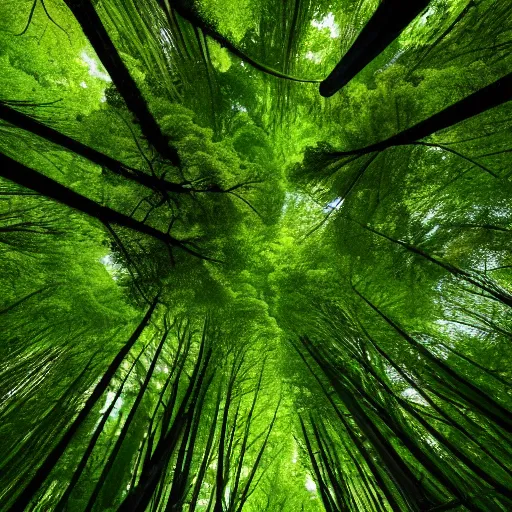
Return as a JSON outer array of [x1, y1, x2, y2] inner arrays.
[[300, 339, 442, 511], [351, 218, 512, 309], [62, 0, 180, 165], [0, 287, 48, 315], [320, 0, 430, 97], [84, 328, 170, 510], [7, 295, 159, 512], [54, 345, 147, 512], [117, 328, 211, 512], [0, 102, 187, 193], [0, 152, 218, 261], [188, 387, 222, 512], [332, 72, 512, 155], [353, 287, 512, 433], [160, 1, 320, 83], [299, 417, 335, 512], [234, 399, 280, 512]]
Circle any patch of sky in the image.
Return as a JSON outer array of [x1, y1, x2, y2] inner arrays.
[[305, 51, 323, 64], [292, 444, 298, 464], [424, 224, 440, 239], [159, 27, 173, 46], [411, 207, 440, 227], [231, 103, 247, 113], [311, 13, 340, 39], [305, 474, 317, 492], [401, 387, 429, 406], [437, 319, 484, 339], [281, 191, 302, 213], [80, 50, 112, 82], [323, 197, 343, 213], [99, 391, 123, 418], [385, 365, 403, 384], [417, 333, 450, 360], [100, 253, 124, 281], [160, 27, 179, 59]]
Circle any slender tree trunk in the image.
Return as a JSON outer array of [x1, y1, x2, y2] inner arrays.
[[331, 72, 512, 155], [0, 286, 48, 315], [166, 370, 213, 511], [118, 327, 211, 512], [228, 363, 265, 511], [0, 102, 187, 193], [214, 377, 235, 512], [353, 287, 512, 432], [407, 1, 476, 77], [54, 345, 147, 512], [7, 295, 159, 512], [350, 217, 512, 309], [309, 419, 347, 510], [293, 342, 404, 511], [62, 0, 180, 165], [188, 386, 222, 511], [234, 398, 280, 512], [299, 417, 335, 512], [159, 1, 320, 83], [85, 328, 169, 510], [0, 152, 218, 262], [300, 339, 441, 511]]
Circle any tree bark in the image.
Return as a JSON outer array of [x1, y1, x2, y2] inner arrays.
[[117, 325, 211, 512], [353, 287, 512, 433], [332, 72, 512, 155], [159, 0, 321, 84], [320, 0, 430, 97], [62, 0, 180, 165], [84, 328, 169, 510], [54, 345, 147, 512], [0, 152, 218, 262], [0, 102, 187, 193]]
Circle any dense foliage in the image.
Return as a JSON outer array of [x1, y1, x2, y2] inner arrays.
[[1, 0, 511, 510]]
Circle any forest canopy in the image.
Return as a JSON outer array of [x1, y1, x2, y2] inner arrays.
[[1, 0, 512, 511]]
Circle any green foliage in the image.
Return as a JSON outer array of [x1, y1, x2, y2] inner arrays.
[[1, 0, 512, 511]]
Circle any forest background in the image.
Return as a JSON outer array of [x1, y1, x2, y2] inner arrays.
[[1, 0, 512, 511]]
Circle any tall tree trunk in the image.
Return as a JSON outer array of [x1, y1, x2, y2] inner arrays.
[[0, 152, 218, 262], [299, 416, 335, 512], [228, 362, 265, 511], [0, 102, 187, 193], [300, 338, 442, 511], [320, 0, 430, 97], [332, 72, 512, 155], [7, 295, 159, 512], [293, 341, 404, 511], [85, 328, 169, 510], [54, 344, 147, 512], [353, 287, 512, 432], [350, 217, 512, 309], [62, 0, 180, 165], [160, 1, 320, 83], [188, 386, 222, 511], [118, 323, 211, 512], [234, 398, 280, 512]]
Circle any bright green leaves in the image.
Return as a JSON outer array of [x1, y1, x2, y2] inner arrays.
[[2, 0, 512, 511], [0, 0, 108, 112]]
